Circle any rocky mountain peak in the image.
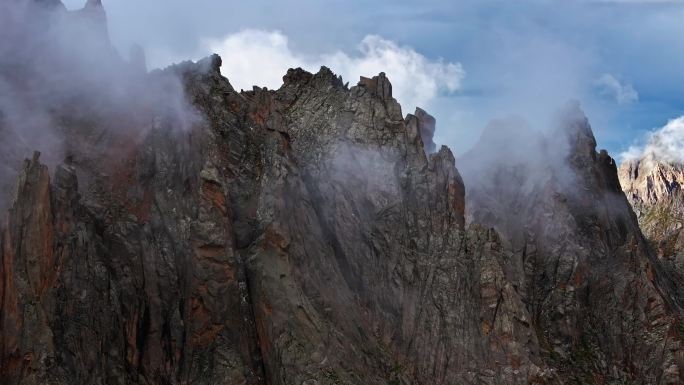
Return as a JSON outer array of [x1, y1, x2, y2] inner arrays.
[[358, 72, 393, 100], [616, 117, 684, 265], [282, 67, 314, 87], [3, 2, 684, 384], [619, 156, 684, 205], [414, 107, 437, 154], [552, 101, 598, 166], [618, 154, 684, 274], [74, 0, 109, 41], [202, 53, 223, 75]]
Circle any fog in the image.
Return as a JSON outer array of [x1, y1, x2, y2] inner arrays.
[[0, 0, 198, 210], [54, 0, 684, 158], [1, 0, 675, 223]]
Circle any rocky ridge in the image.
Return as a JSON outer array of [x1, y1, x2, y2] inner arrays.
[[458, 104, 684, 384], [619, 157, 684, 206], [618, 156, 684, 286], [1, 1, 684, 385]]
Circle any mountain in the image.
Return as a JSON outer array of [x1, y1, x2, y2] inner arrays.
[[618, 156, 684, 278], [619, 156, 684, 206], [2, 1, 684, 384], [458, 105, 684, 384]]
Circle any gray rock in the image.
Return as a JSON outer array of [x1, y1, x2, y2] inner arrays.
[[2, 2, 684, 385]]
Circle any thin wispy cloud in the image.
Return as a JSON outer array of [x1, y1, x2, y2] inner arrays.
[[596, 73, 639, 104]]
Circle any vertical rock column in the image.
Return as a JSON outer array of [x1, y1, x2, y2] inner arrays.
[[1, 153, 56, 385]]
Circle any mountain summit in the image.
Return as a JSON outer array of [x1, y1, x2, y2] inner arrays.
[[1, 1, 684, 385], [619, 157, 684, 205]]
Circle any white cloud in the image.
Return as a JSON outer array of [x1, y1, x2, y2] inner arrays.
[[203, 30, 306, 92], [202, 30, 464, 113], [595, 73, 639, 104], [621, 116, 684, 163]]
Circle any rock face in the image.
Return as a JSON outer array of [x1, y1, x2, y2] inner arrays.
[[619, 157, 684, 206], [459, 103, 684, 384], [618, 156, 684, 289], [2, 2, 684, 385]]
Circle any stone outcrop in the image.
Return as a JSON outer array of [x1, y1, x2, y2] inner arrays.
[[2, 2, 684, 385]]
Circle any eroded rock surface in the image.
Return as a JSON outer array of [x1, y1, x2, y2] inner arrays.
[[2, 2, 684, 385], [0, 52, 530, 384], [459, 103, 684, 384], [618, 155, 684, 309]]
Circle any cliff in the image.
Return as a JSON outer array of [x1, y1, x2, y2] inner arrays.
[[618, 155, 684, 300], [1, 1, 684, 385]]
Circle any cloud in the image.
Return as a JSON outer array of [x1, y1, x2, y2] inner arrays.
[[321, 35, 464, 111], [620, 116, 684, 163], [0, 0, 199, 212], [203, 30, 305, 93], [596, 73, 639, 104], [202, 30, 465, 113]]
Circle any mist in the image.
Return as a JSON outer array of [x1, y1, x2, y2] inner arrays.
[[0, 0, 668, 225], [456, 101, 590, 230], [0, 0, 198, 210]]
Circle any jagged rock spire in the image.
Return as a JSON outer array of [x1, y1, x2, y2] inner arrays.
[[358, 72, 392, 100]]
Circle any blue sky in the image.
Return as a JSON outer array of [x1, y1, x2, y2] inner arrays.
[[63, 0, 684, 159]]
